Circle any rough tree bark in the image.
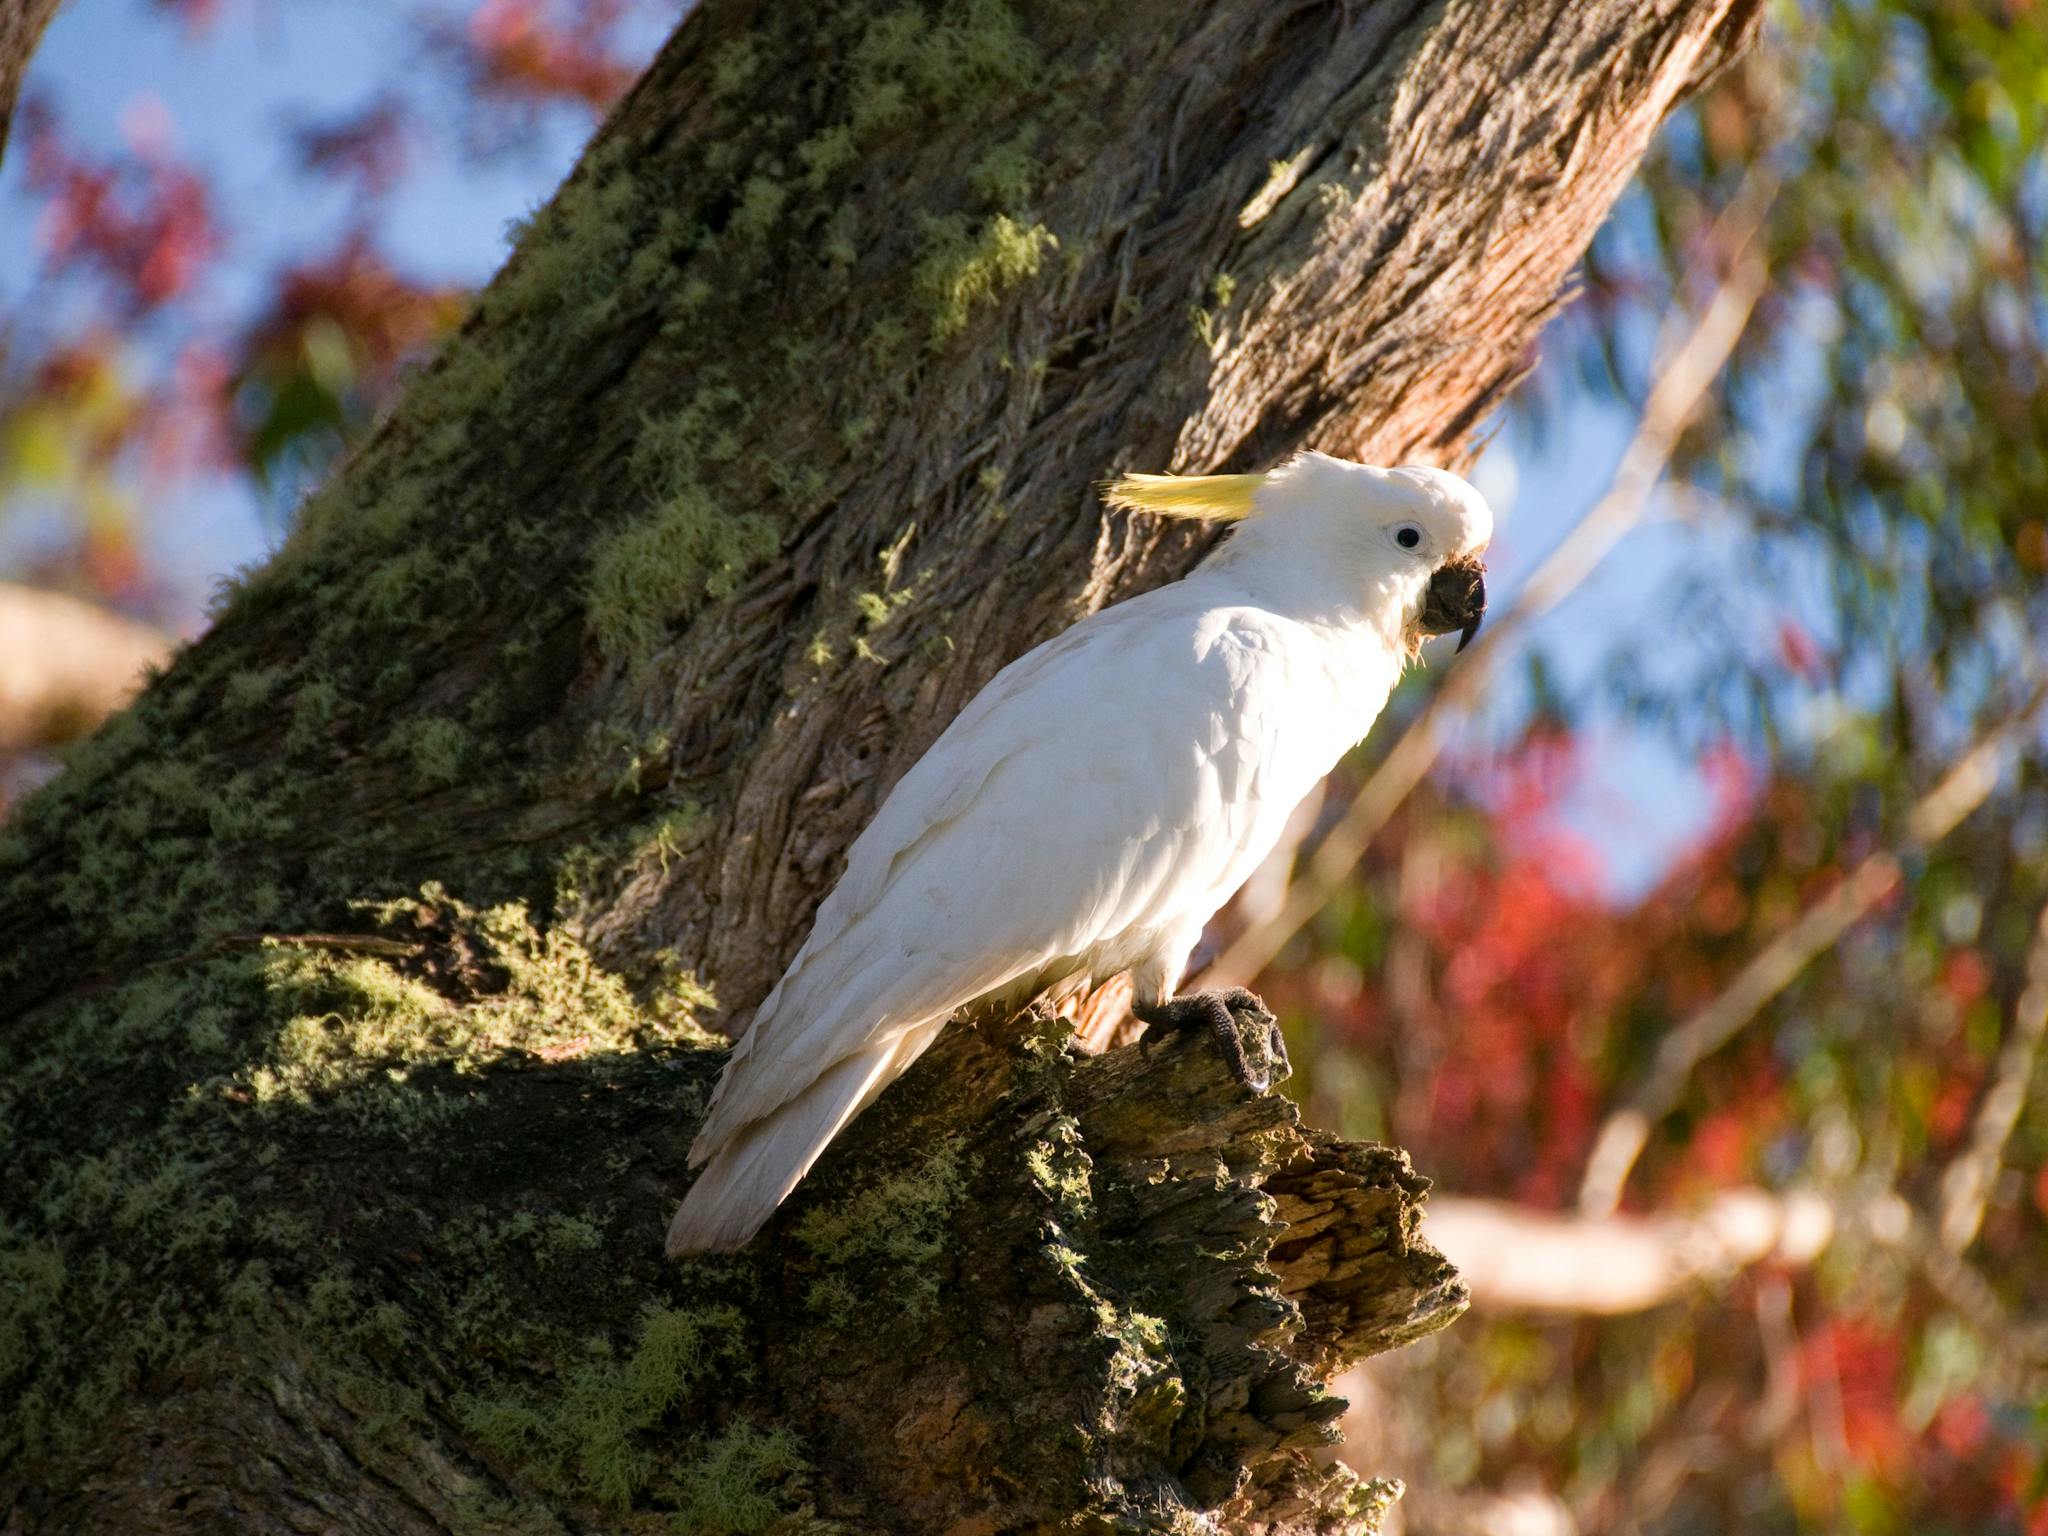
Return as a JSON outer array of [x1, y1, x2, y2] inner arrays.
[[0, 0, 63, 165], [0, 1, 1756, 1531]]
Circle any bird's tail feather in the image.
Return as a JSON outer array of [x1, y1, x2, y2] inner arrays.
[[664, 1023, 943, 1256]]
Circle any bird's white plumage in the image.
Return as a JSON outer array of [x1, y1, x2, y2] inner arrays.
[[667, 452, 1492, 1254]]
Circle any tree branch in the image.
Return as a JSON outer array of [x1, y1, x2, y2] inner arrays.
[[0, 582, 172, 753], [0, 0, 1762, 1527], [1577, 680, 2048, 1217], [0, 0, 60, 167], [1426, 1188, 1832, 1315], [1936, 896, 2048, 1252]]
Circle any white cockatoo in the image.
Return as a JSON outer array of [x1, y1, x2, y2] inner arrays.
[[666, 451, 1491, 1255]]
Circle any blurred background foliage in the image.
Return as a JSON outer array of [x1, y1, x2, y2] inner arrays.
[[1272, 4, 2048, 1529], [1, 1, 2045, 1532]]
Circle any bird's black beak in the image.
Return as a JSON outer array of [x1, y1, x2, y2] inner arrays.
[[1419, 554, 1486, 653]]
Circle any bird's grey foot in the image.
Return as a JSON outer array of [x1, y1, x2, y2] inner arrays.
[[1134, 987, 1288, 1092]]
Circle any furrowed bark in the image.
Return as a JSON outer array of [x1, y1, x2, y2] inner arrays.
[[0, 0, 1756, 1530], [0, 0, 62, 165]]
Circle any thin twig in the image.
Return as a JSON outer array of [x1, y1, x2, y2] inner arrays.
[[1872, 1197, 2048, 1389], [1936, 896, 2048, 1251], [1202, 180, 1774, 991], [213, 931, 427, 959], [1577, 683, 2048, 1217]]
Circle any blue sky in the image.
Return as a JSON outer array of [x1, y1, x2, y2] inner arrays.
[[0, 0, 1741, 898], [0, 0, 643, 605]]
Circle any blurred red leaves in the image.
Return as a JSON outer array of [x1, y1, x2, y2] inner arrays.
[[21, 96, 220, 315], [1776, 618, 1824, 682], [296, 98, 412, 201], [231, 236, 463, 487], [2, 0, 665, 615], [242, 235, 462, 388], [1940, 946, 1993, 1010], [1798, 1316, 1909, 1479], [1278, 728, 1792, 1209], [148, 0, 223, 31], [1281, 712, 2045, 1527], [445, 0, 640, 115], [8, 97, 456, 571]]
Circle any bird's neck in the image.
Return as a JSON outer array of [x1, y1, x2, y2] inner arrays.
[[1191, 530, 1412, 653]]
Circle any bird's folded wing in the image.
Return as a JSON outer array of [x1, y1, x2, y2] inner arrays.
[[695, 599, 1289, 1149]]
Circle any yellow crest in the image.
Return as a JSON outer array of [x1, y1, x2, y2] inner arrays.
[[1099, 471, 1267, 522]]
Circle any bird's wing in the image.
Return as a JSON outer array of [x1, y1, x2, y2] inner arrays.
[[694, 595, 1299, 1150]]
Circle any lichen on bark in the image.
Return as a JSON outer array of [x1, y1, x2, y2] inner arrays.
[[0, 0, 1757, 1528], [2, 882, 1462, 1532]]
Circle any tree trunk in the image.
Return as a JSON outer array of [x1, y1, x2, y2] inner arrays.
[[0, 0, 63, 165], [0, 0, 1756, 1530]]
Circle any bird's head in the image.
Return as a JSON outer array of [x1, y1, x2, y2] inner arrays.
[[1102, 451, 1492, 652]]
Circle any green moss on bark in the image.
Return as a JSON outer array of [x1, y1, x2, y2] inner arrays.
[[586, 492, 781, 666], [915, 212, 1059, 339], [0, 0, 1535, 1523], [0, 886, 722, 1469], [454, 1302, 755, 1510], [792, 1139, 966, 1322]]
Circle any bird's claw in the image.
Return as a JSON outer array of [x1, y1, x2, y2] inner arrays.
[[1134, 987, 1289, 1093], [1224, 988, 1292, 1090]]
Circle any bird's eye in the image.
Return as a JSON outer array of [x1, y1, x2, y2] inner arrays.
[[1393, 523, 1424, 551]]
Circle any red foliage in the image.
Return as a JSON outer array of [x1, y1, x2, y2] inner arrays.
[[1941, 946, 1993, 1009], [22, 98, 221, 315], [241, 235, 463, 387], [1776, 618, 1824, 681], [149, 0, 224, 30], [1918, 1391, 2046, 1530], [295, 98, 413, 200], [1928, 1072, 1979, 1148], [0, 2, 670, 617], [1671, 1060, 1785, 1193], [1413, 842, 1611, 1205], [457, 0, 641, 112], [1798, 1315, 1909, 1481], [1325, 729, 1819, 1206], [148, 341, 237, 479], [1293, 730, 1672, 1204], [1930, 1392, 1992, 1461]]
